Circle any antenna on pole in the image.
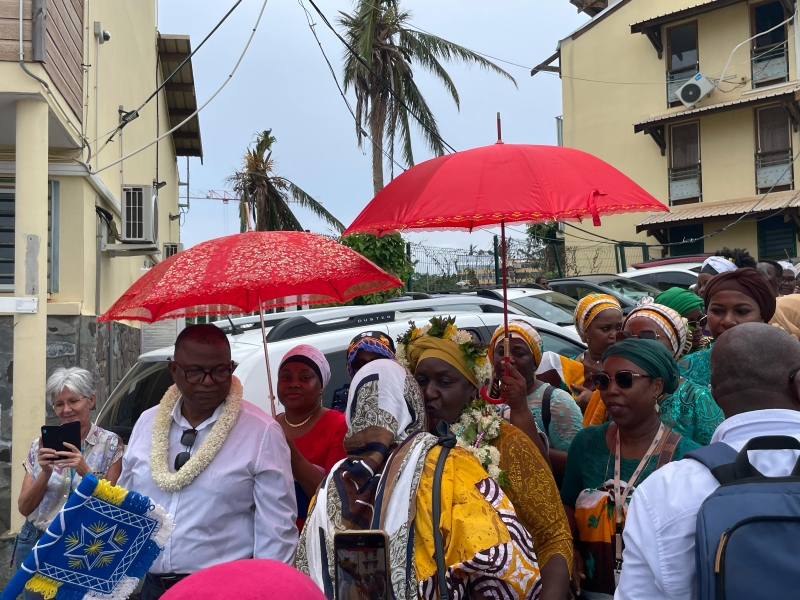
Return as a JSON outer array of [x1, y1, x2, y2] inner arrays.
[[496, 112, 503, 144]]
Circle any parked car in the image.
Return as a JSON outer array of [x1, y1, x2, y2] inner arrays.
[[618, 263, 701, 291], [548, 274, 660, 312], [393, 286, 579, 329], [98, 299, 585, 443], [212, 294, 526, 336], [629, 255, 710, 269]]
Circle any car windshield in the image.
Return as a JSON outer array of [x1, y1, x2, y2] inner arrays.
[[509, 293, 577, 326], [597, 277, 659, 302]]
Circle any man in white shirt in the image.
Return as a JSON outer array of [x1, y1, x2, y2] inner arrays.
[[615, 323, 800, 600], [119, 325, 297, 599]]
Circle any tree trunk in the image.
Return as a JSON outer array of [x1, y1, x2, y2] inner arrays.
[[370, 100, 386, 195]]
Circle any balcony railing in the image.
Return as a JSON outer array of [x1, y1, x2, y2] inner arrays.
[[667, 66, 699, 106], [752, 44, 788, 88], [756, 149, 794, 191], [669, 165, 702, 205]]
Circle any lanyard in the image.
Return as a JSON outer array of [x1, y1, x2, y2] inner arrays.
[[612, 422, 666, 572]]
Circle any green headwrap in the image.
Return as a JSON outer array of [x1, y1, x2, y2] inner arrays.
[[655, 287, 704, 317], [601, 338, 680, 395]]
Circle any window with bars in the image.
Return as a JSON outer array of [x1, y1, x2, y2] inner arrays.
[[758, 215, 796, 260], [0, 178, 60, 293], [667, 22, 699, 107], [669, 122, 702, 205], [756, 105, 793, 193], [751, 1, 789, 88]]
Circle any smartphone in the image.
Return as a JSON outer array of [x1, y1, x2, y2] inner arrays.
[[41, 421, 81, 453], [333, 530, 390, 600]]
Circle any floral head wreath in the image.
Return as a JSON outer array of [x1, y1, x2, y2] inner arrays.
[[396, 316, 493, 385]]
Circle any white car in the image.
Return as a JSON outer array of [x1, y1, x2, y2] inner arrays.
[[98, 299, 585, 442], [422, 287, 579, 332], [618, 263, 702, 292]]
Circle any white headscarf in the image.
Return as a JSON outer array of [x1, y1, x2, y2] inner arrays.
[[779, 261, 797, 276], [701, 255, 737, 275]]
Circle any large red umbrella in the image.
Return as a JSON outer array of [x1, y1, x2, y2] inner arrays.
[[344, 142, 669, 402], [99, 231, 402, 415], [345, 143, 667, 234]]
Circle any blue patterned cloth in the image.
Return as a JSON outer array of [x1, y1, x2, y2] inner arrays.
[[1, 474, 171, 600], [346, 331, 396, 378]]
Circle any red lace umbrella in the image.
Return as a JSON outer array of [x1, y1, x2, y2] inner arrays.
[[344, 142, 669, 403], [99, 231, 402, 415]]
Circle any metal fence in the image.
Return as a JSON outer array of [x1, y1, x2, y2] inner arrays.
[[408, 237, 649, 292]]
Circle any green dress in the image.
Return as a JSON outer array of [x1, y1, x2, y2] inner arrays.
[[679, 345, 712, 389], [560, 421, 701, 509], [658, 377, 723, 446], [560, 423, 700, 597]]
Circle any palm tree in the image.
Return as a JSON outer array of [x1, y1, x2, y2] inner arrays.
[[338, 0, 516, 194], [229, 129, 345, 233]]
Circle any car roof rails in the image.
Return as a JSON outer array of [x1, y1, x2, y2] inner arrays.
[[266, 311, 398, 343]]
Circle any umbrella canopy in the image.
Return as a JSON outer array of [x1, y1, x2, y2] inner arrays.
[[344, 143, 668, 235], [99, 231, 402, 323]]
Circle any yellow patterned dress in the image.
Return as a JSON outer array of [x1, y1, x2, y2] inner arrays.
[[414, 445, 542, 599]]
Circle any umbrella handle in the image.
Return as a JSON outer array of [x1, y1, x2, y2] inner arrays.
[[480, 385, 505, 405]]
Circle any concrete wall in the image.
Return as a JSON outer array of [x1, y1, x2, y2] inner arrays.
[[559, 0, 800, 259], [0, 315, 139, 585]]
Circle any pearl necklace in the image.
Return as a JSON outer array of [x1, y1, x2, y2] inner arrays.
[[284, 405, 321, 428]]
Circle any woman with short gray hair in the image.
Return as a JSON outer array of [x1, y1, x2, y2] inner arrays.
[[13, 367, 123, 581]]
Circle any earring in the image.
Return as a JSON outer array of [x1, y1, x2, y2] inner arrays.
[[654, 399, 661, 413]]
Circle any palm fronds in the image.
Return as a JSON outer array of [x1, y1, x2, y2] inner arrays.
[[229, 130, 344, 233], [338, 0, 516, 193]]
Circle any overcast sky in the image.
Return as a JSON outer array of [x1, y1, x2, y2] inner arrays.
[[157, 0, 587, 251]]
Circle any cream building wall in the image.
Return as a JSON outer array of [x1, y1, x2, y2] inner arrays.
[[0, 0, 194, 542], [558, 0, 800, 263]]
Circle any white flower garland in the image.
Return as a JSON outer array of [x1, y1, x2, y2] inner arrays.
[[450, 402, 508, 486], [150, 376, 243, 492]]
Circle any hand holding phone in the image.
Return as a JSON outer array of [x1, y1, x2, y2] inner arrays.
[[334, 530, 390, 600]]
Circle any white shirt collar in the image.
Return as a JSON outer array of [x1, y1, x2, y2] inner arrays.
[[171, 396, 226, 431], [711, 409, 800, 445]]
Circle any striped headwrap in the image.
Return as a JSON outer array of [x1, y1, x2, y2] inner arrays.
[[574, 293, 623, 341], [624, 297, 689, 360], [346, 330, 396, 378], [488, 320, 544, 367]]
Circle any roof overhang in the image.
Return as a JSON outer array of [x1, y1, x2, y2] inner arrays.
[[569, 0, 608, 17], [630, 0, 753, 57], [158, 34, 203, 161], [636, 190, 800, 233], [634, 85, 800, 154], [530, 50, 560, 77]]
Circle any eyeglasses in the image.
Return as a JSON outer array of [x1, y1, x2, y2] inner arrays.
[[780, 276, 797, 283], [615, 331, 663, 342], [687, 315, 708, 330], [52, 396, 90, 412], [172, 362, 233, 385], [591, 371, 652, 390], [174, 428, 198, 471]]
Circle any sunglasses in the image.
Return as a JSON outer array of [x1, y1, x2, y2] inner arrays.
[[687, 315, 708, 330], [615, 331, 663, 342], [174, 428, 198, 471], [591, 371, 652, 390]]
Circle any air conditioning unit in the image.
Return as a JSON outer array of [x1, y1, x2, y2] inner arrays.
[[676, 73, 715, 109], [121, 185, 159, 244], [163, 242, 184, 258]]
